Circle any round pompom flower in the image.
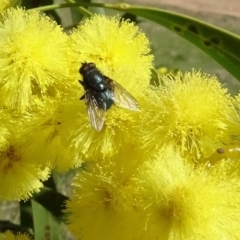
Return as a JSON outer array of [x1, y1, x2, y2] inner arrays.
[[65, 147, 240, 240], [0, 131, 50, 201], [140, 70, 239, 160], [0, 0, 19, 13], [19, 94, 143, 169], [59, 95, 142, 160], [18, 97, 83, 172], [135, 148, 240, 240], [69, 14, 153, 97], [231, 92, 240, 140], [65, 150, 143, 240], [0, 8, 70, 112], [204, 93, 240, 169]]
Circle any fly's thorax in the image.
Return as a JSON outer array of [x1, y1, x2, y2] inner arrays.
[[84, 70, 107, 91]]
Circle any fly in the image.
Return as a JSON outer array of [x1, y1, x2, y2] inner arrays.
[[79, 62, 139, 131]]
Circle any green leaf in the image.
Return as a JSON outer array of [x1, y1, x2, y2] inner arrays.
[[111, 4, 240, 81], [20, 200, 33, 230], [31, 199, 60, 240], [33, 187, 68, 220]]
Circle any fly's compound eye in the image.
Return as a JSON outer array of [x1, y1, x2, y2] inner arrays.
[[79, 62, 88, 75], [79, 62, 96, 75], [88, 62, 96, 69]]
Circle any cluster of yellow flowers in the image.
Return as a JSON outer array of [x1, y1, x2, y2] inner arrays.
[[1, 5, 240, 240]]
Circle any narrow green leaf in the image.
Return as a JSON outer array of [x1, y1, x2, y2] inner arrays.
[[20, 200, 33, 230], [33, 187, 68, 220], [111, 4, 240, 81], [31, 199, 60, 240]]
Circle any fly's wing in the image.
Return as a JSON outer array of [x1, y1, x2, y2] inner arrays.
[[105, 77, 139, 111], [85, 91, 106, 131]]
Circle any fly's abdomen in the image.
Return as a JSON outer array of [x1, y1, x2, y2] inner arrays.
[[93, 90, 114, 110]]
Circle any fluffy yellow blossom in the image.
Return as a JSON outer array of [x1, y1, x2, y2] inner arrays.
[[231, 92, 240, 139], [0, 8, 70, 112], [0, 0, 19, 13], [0, 231, 31, 240], [0, 123, 50, 200], [59, 95, 142, 160], [140, 70, 238, 161], [65, 147, 240, 240], [58, 14, 154, 159], [19, 13, 154, 164], [202, 94, 240, 168], [18, 97, 83, 172], [69, 14, 153, 97], [19, 94, 143, 170], [0, 142, 50, 200], [135, 149, 240, 240], [65, 150, 143, 240]]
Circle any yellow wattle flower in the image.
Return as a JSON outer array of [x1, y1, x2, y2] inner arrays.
[[65, 150, 143, 240], [0, 8, 70, 112], [0, 141, 50, 201], [136, 148, 240, 240], [18, 97, 83, 172], [65, 147, 240, 240], [203, 93, 240, 169], [0, 0, 19, 13], [0, 120, 50, 200], [54, 14, 153, 160], [19, 94, 142, 170], [18, 14, 153, 166], [59, 96, 142, 160], [69, 14, 153, 98], [140, 70, 238, 161]]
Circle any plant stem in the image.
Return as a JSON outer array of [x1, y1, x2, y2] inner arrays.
[[31, 3, 126, 12]]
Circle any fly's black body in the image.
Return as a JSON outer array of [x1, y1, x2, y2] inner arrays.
[[79, 62, 139, 131]]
